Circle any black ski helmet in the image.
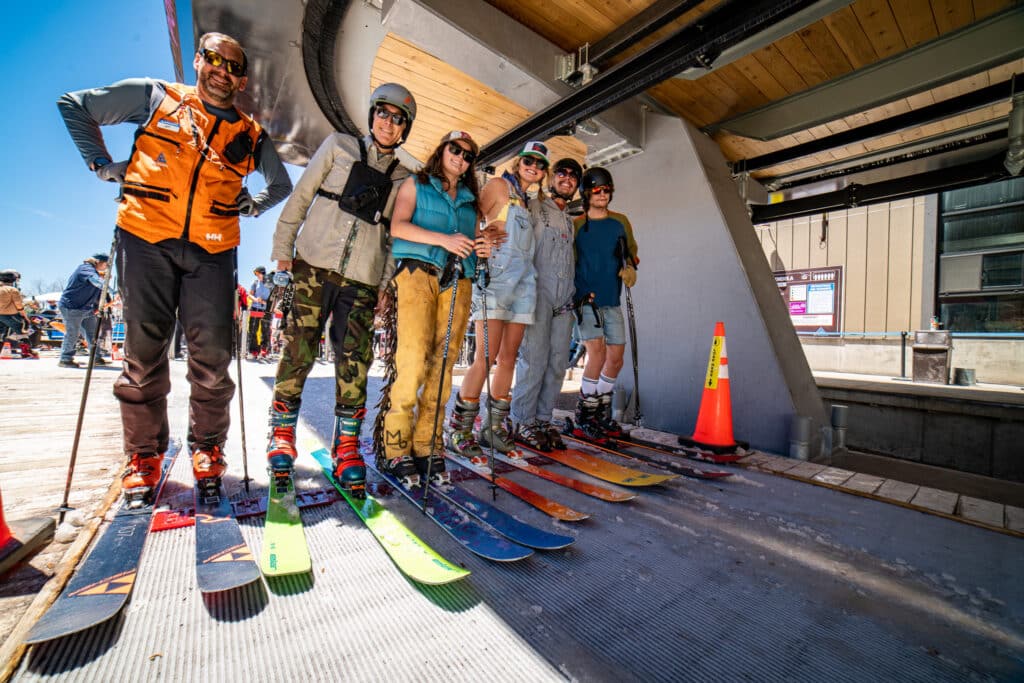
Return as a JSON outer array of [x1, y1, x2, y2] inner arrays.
[[0, 269, 18, 284], [553, 158, 583, 180], [368, 83, 417, 146], [581, 167, 614, 194]]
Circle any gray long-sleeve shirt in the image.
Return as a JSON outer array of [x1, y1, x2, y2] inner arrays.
[[57, 78, 291, 214]]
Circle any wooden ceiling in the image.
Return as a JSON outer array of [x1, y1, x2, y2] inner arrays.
[[477, 0, 1020, 180], [370, 34, 586, 166]]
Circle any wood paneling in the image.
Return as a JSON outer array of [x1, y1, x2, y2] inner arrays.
[[371, 34, 585, 165]]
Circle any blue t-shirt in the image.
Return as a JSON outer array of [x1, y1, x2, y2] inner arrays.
[[573, 213, 635, 307]]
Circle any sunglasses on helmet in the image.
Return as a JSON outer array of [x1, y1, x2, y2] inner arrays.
[[589, 185, 612, 195], [520, 156, 548, 171], [200, 48, 246, 77], [446, 142, 477, 164], [374, 105, 408, 127]]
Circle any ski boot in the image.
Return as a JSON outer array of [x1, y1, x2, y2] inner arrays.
[[415, 453, 450, 485], [540, 421, 566, 450], [192, 445, 227, 498], [478, 396, 515, 455], [18, 342, 38, 359], [445, 394, 486, 466], [266, 399, 300, 474], [595, 392, 624, 438], [377, 454, 420, 488], [569, 393, 607, 443], [121, 452, 164, 508], [332, 408, 367, 498], [514, 420, 551, 452]]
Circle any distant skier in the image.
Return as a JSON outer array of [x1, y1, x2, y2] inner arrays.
[[570, 167, 638, 441], [0, 269, 36, 358], [247, 266, 272, 360], [56, 253, 110, 368]]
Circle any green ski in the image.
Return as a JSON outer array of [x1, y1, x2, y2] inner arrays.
[[311, 448, 469, 585], [260, 469, 312, 576]]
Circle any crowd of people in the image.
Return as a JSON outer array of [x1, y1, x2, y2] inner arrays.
[[42, 30, 639, 503]]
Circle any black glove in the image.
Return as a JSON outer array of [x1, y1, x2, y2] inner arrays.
[[96, 160, 128, 184], [237, 189, 257, 216]]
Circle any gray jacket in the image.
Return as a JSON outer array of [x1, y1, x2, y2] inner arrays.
[[271, 133, 411, 290]]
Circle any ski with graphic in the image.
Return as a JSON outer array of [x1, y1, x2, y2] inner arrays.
[[311, 448, 468, 585], [517, 428, 680, 487], [619, 432, 744, 464], [508, 444, 637, 502], [195, 474, 261, 593], [260, 467, 311, 577], [25, 442, 182, 644], [562, 431, 733, 480], [445, 452, 590, 521], [368, 458, 533, 562]]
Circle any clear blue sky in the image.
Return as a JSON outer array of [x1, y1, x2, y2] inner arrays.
[[1, 0, 298, 296]]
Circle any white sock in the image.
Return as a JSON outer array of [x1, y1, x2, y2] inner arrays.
[[597, 374, 616, 395], [581, 377, 599, 396]]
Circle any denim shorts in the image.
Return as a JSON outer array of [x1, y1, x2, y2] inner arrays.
[[575, 304, 625, 345]]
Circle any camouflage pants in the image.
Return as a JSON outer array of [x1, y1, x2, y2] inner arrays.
[[273, 259, 377, 412], [381, 267, 471, 459]]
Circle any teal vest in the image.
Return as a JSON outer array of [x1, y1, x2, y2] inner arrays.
[[392, 176, 477, 274]]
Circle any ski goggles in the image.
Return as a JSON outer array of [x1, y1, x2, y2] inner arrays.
[[589, 185, 612, 195], [520, 156, 549, 171], [373, 106, 408, 127], [446, 142, 477, 164], [200, 48, 246, 77]]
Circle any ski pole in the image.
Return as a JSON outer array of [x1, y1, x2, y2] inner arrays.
[[617, 236, 642, 427], [624, 285, 642, 427], [233, 251, 251, 494], [58, 234, 117, 523], [476, 256, 498, 500], [421, 254, 461, 513]]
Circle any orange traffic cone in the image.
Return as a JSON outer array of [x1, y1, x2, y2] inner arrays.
[[112, 343, 123, 361], [679, 321, 741, 454], [0, 341, 12, 359]]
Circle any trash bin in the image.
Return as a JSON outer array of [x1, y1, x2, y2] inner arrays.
[[912, 330, 951, 384]]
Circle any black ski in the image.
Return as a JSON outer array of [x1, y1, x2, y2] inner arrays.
[[25, 442, 181, 644], [623, 432, 744, 464], [195, 475, 260, 593]]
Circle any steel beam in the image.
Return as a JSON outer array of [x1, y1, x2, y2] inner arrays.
[[478, 0, 821, 166], [735, 79, 1017, 174]]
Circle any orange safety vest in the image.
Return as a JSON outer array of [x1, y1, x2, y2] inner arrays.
[[116, 83, 263, 254]]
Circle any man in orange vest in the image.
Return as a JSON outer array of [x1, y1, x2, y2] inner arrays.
[[57, 32, 292, 504]]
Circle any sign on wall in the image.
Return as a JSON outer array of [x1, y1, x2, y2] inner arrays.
[[773, 266, 843, 333]]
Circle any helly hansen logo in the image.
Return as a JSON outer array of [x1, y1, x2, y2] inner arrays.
[[205, 233, 223, 242], [155, 152, 167, 165]]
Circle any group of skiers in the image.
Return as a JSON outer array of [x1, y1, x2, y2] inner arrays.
[[56, 31, 638, 503]]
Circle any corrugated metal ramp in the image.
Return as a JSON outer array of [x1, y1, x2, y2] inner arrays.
[[13, 365, 1024, 681]]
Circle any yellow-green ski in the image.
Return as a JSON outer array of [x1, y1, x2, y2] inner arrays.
[[261, 469, 312, 576], [311, 449, 469, 585]]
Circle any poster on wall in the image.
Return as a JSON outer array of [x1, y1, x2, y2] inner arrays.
[[773, 266, 843, 333]]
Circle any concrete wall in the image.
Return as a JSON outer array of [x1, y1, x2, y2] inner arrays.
[[608, 113, 826, 455], [802, 337, 1024, 385]]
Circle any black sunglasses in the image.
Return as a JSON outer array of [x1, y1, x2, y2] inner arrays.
[[520, 156, 548, 171], [200, 48, 246, 77], [374, 106, 408, 127], [555, 168, 579, 180], [446, 142, 477, 164]]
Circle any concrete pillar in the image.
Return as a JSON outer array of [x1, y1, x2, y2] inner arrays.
[[608, 113, 827, 455]]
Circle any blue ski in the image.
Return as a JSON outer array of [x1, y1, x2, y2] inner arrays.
[[195, 475, 261, 593], [368, 458, 533, 562], [430, 481, 575, 550]]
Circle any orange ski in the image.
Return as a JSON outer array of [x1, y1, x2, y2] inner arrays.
[[505, 447, 636, 502]]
